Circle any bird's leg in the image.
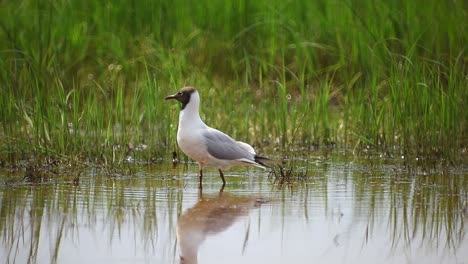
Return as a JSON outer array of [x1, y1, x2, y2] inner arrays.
[[197, 162, 204, 189], [218, 169, 226, 186], [198, 168, 203, 189]]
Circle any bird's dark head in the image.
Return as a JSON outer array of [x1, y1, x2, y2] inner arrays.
[[165, 87, 197, 110]]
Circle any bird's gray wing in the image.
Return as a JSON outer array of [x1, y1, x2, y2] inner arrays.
[[202, 129, 253, 161]]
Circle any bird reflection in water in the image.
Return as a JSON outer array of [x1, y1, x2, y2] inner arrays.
[[176, 187, 267, 264]]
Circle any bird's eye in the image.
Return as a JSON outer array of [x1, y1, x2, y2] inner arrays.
[[177, 92, 183, 95]]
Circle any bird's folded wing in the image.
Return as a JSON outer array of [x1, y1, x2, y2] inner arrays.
[[236, 141, 256, 155], [202, 129, 254, 161]]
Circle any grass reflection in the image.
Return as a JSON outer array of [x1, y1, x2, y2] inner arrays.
[[0, 165, 184, 263], [341, 162, 466, 256], [0, 158, 466, 263]]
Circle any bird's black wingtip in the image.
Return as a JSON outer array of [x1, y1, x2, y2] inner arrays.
[[254, 155, 279, 168]]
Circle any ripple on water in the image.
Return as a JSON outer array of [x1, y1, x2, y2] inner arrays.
[[0, 154, 466, 264]]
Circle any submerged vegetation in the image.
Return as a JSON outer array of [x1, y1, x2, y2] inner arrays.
[[0, 0, 466, 165]]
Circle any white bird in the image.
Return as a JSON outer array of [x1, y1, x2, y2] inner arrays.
[[165, 87, 275, 186]]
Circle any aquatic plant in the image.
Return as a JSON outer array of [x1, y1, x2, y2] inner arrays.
[[0, 0, 466, 165]]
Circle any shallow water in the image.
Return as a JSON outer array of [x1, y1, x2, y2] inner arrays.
[[1, 153, 467, 264]]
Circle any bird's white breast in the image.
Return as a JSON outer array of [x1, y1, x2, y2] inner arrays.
[[177, 108, 210, 163], [177, 128, 208, 162]]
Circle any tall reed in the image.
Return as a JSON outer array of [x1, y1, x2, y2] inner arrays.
[[0, 0, 466, 164]]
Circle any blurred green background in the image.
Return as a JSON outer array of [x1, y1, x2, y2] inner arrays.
[[0, 0, 466, 163]]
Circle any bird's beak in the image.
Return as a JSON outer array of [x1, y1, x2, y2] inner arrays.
[[165, 93, 179, 100]]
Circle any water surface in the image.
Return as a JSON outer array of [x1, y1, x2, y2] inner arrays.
[[1, 152, 467, 263]]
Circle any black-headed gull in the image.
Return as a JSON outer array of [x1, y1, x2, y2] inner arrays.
[[165, 87, 274, 186]]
